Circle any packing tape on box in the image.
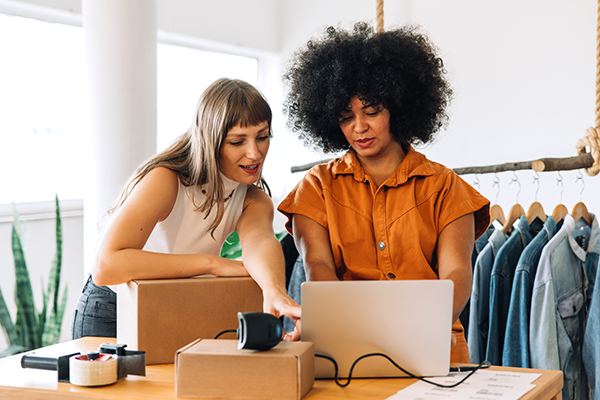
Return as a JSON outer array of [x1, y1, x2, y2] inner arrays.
[[69, 354, 118, 386]]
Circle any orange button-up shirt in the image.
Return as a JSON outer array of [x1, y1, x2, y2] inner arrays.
[[278, 147, 490, 362]]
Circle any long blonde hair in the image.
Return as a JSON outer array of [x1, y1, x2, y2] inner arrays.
[[105, 78, 272, 235]]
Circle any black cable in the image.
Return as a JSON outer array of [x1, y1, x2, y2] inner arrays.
[[214, 329, 237, 339], [316, 353, 491, 388]]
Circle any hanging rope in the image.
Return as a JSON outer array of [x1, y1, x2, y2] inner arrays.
[[576, 127, 600, 176], [376, 0, 384, 33], [576, 0, 600, 176], [596, 0, 600, 128]]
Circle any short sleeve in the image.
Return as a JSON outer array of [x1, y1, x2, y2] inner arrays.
[[277, 168, 330, 235], [437, 171, 490, 240]]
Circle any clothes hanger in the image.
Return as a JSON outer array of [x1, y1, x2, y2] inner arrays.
[[572, 202, 592, 226], [502, 203, 525, 234], [488, 173, 506, 228], [526, 201, 547, 224], [552, 204, 569, 223], [526, 173, 547, 224], [490, 204, 506, 227], [501, 172, 525, 235], [571, 171, 592, 226], [551, 172, 568, 223]]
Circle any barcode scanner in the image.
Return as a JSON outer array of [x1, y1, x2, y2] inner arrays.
[[236, 312, 283, 350]]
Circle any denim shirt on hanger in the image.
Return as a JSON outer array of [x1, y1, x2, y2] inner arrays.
[[583, 215, 600, 400], [468, 227, 507, 364], [461, 225, 496, 341], [486, 216, 537, 366], [502, 216, 557, 368], [530, 214, 597, 400]]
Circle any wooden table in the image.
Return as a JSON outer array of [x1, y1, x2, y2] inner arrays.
[[0, 337, 563, 400]]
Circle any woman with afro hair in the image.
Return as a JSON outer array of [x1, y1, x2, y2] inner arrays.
[[278, 22, 490, 362]]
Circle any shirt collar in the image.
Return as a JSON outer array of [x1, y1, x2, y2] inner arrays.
[[562, 214, 587, 262], [331, 146, 435, 186], [586, 213, 600, 254]]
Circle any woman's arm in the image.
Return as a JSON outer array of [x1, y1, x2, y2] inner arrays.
[[92, 167, 248, 286], [436, 212, 475, 324], [236, 186, 301, 340], [291, 214, 339, 281]]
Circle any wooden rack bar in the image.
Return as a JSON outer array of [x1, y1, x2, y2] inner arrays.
[[453, 153, 593, 175], [291, 153, 594, 175]]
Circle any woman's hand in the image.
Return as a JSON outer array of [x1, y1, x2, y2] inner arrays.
[[262, 288, 302, 341]]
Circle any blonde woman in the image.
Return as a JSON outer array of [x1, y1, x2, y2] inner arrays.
[[72, 78, 300, 341]]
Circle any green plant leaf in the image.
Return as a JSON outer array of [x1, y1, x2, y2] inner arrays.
[[220, 231, 242, 259], [12, 222, 40, 350], [42, 284, 67, 347], [275, 232, 287, 241], [0, 344, 26, 358], [50, 194, 62, 314], [0, 285, 17, 345]]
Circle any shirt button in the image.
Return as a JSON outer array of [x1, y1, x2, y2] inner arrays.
[[387, 273, 396, 279], [378, 241, 386, 250]]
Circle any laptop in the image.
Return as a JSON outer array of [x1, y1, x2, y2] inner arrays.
[[301, 280, 453, 379]]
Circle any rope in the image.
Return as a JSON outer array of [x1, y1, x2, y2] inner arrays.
[[576, 127, 600, 176], [376, 0, 384, 33], [596, 0, 600, 127], [579, 0, 600, 176]]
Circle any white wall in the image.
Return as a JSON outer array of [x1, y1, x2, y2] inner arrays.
[[278, 0, 598, 217], [0, 0, 598, 352]]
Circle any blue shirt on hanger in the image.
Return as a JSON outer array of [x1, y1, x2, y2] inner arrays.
[[530, 214, 598, 400], [502, 216, 557, 368], [468, 227, 507, 364], [583, 228, 600, 399], [486, 216, 537, 366]]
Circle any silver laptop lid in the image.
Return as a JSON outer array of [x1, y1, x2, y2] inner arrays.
[[301, 280, 453, 378]]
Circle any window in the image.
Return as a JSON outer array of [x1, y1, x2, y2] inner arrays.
[[0, 14, 86, 204], [0, 13, 260, 205], [157, 43, 258, 151]]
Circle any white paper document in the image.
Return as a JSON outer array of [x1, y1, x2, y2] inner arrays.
[[387, 370, 542, 400]]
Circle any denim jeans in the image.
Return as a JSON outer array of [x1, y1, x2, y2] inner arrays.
[[71, 275, 117, 339], [503, 216, 557, 368]]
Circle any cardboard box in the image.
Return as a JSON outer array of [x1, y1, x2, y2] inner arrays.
[[175, 339, 314, 400], [117, 276, 263, 365]]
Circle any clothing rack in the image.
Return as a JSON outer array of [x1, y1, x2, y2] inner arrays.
[[291, 152, 595, 175]]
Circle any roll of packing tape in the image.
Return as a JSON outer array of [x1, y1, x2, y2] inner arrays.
[[69, 353, 118, 386]]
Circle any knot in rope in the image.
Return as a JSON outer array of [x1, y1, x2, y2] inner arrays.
[[576, 126, 600, 176]]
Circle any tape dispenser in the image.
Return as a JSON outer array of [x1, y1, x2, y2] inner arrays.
[[20, 343, 146, 386]]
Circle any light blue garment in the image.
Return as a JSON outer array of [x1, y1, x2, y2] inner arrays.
[[503, 216, 557, 368], [530, 214, 597, 400], [486, 216, 535, 366], [583, 216, 600, 399], [468, 227, 507, 364], [462, 225, 496, 341]]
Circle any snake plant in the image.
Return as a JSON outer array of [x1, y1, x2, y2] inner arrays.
[[0, 195, 68, 358]]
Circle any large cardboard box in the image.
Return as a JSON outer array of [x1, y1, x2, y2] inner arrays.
[[117, 276, 263, 365], [175, 339, 314, 400]]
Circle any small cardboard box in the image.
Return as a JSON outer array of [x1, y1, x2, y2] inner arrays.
[[175, 339, 314, 400], [117, 276, 263, 365]]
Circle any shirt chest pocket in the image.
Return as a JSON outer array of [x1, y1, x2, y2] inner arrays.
[[557, 291, 584, 319]]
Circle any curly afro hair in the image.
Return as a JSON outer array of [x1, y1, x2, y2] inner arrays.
[[283, 22, 453, 153]]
